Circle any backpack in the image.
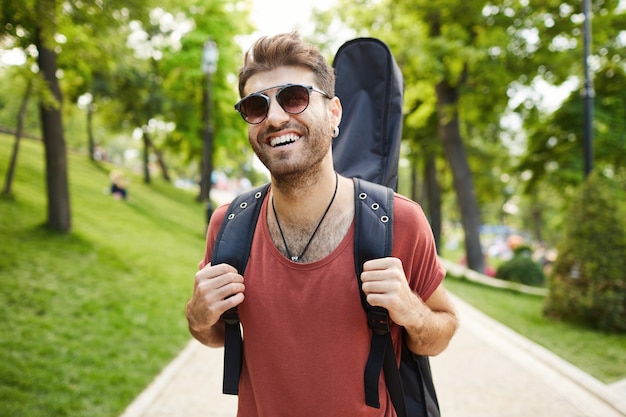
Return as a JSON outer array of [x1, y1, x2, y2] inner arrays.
[[213, 38, 440, 417]]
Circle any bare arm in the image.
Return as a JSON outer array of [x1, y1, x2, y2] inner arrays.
[[185, 263, 246, 347], [361, 257, 459, 356], [400, 285, 458, 356]]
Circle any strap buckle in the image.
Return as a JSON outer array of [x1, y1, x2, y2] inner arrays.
[[367, 309, 390, 334], [221, 307, 239, 325]]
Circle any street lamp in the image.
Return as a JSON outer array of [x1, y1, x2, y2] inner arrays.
[[202, 39, 219, 75], [582, 0, 594, 178], [200, 39, 219, 215]]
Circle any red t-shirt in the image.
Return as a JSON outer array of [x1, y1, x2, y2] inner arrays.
[[200, 191, 445, 417]]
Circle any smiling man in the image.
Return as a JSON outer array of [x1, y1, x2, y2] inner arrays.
[[185, 32, 458, 417]]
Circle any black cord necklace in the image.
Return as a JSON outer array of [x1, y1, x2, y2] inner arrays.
[[272, 172, 339, 263]]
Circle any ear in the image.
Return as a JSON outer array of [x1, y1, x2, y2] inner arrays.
[[329, 96, 342, 132]]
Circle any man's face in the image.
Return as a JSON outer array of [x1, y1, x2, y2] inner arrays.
[[242, 66, 341, 180]]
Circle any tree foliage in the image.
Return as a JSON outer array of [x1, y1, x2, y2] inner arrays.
[[1, 0, 625, 259], [313, 0, 626, 270], [544, 172, 626, 333], [0, 0, 255, 230], [156, 0, 253, 190], [520, 63, 626, 193], [1, 0, 153, 232]]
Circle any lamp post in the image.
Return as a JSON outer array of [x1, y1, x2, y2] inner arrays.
[[582, 0, 594, 178], [200, 39, 219, 213]]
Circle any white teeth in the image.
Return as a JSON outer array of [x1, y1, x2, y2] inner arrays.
[[270, 134, 300, 147]]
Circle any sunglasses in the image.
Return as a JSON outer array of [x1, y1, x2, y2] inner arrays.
[[234, 84, 331, 125]]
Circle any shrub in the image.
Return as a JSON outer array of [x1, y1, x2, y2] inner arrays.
[[496, 244, 545, 287], [544, 172, 626, 333]]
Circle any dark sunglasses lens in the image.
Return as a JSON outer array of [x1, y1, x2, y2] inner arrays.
[[241, 95, 269, 124], [277, 85, 310, 114]]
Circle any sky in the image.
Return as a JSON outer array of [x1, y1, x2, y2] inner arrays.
[[249, 0, 337, 37], [237, 0, 343, 52]]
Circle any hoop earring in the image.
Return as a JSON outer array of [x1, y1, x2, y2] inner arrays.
[[332, 126, 340, 138]]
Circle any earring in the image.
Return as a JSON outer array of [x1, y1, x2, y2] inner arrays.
[[332, 126, 340, 138]]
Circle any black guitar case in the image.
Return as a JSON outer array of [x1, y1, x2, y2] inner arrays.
[[332, 38, 404, 191]]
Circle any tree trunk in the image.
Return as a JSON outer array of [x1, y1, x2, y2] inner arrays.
[[435, 80, 484, 272], [143, 132, 171, 182], [531, 194, 544, 243], [424, 152, 442, 254], [142, 129, 151, 184], [410, 158, 420, 202], [87, 103, 95, 161], [2, 80, 32, 195], [36, 0, 71, 233]]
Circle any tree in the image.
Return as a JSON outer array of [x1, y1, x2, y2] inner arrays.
[[517, 6, 626, 245], [0, 0, 151, 232], [314, 0, 501, 272], [157, 0, 253, 198], [544, 172, 626, 332], [98, 1, 253, 194], [35, 0, 71, 232], [2, 76, 33, 196], [314, 0, 626, 272], [520, 64, 626, 193]]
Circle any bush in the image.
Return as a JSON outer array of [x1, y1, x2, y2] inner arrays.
[[544, 172, 626, 333], [496, 244, 545, 287]]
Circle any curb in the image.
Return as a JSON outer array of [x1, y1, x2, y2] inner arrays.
[[119, 340, 199, 417]]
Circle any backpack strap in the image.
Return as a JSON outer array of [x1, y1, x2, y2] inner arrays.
[[353, 178, 407, 417], [210, 183, 270, 395]]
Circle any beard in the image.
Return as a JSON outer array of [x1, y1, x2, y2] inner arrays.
[[250, 120, 332, 191]]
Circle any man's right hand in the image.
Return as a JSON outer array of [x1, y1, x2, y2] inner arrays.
[[185, 263, 245, 347]]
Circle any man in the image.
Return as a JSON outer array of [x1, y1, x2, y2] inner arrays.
[[186, 32, 458, 417]]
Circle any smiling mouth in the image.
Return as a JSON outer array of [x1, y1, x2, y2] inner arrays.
[[270, 133, 301, 147]]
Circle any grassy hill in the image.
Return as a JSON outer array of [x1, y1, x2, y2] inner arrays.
[[0, 135, 208, 417]]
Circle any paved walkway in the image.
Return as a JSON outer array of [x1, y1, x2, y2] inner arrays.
[[120, 295, 626, 417]]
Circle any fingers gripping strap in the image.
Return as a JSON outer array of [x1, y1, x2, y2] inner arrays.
[[211, 184, 270, 396]]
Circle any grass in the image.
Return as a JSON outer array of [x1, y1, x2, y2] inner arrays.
[[444, 276, 626, 384], [0, 135, 207, 417]]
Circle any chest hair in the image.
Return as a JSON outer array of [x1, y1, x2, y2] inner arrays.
[[268, 204, 354, 263]]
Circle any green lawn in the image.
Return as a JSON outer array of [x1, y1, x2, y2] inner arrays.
[[444, 276, 626, 384], [0, 136, 207, 417]]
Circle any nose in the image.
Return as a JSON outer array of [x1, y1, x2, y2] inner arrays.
[[265, 95, 290, 126]]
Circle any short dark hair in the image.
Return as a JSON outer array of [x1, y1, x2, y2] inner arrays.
[[238, 31, 335, 98]]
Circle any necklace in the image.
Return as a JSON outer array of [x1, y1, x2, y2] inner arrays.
[[272, 172, 339, 263]]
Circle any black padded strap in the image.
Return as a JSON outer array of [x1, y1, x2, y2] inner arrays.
[[211, 184, 270, 395], [384, 337, 407, 417], [353, 179, 407, 417], [364, 331, 390, 408], [211, 184, 270, 273], [353, 178, 393, 314], [222, 317, 242, 395]]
